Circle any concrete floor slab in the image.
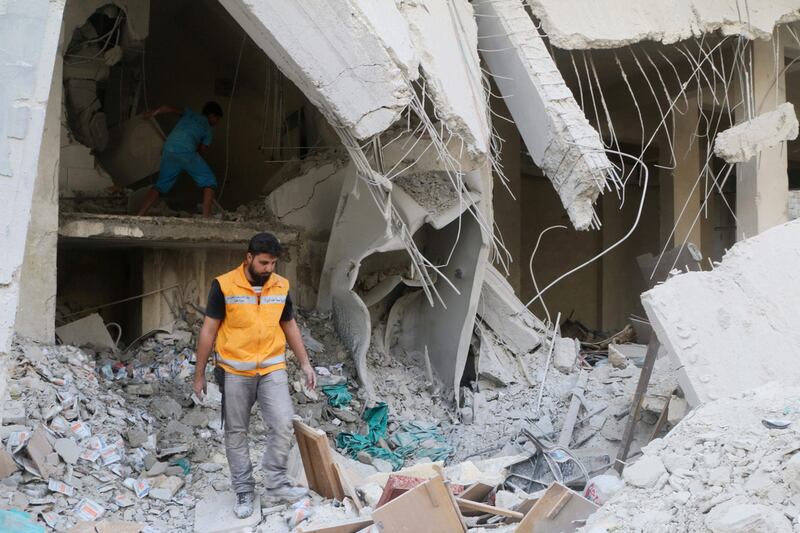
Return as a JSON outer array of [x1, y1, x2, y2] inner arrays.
[[193, 492, 262, 533]]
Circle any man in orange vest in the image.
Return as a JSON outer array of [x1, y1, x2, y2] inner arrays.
[[193, 232, 317, 518]]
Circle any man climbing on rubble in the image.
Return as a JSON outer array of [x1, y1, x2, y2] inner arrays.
[[137, 101, 223, 217], [193, 232, 317, 518]]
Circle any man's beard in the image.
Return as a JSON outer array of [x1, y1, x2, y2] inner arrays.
[[247, 264, 271, 286]]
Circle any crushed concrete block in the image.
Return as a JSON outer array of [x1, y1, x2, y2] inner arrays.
[[622, 455, 666, 489], [26, 426, 55, 479], [642, 220, 800, 406], [148, 475, 183, 501], [55, 313, 116, 351], [553, 337, 579, 373], [667, 396, 688, 426], [126, 429, 148, 448], [54, 438, 81, 465], [2, 400, 26, 425], [153, 397, 182, 419], [125, 384, 154, 396], [477, 266, 544, 355], [144, 461, 168, 478], [783, 454, 800, 491], [706, 501, 792, 533], [0, 448, 19, 479], [607, 344, 628, 369], [714, 103, 798, 163], [193, 492, 262, 533]]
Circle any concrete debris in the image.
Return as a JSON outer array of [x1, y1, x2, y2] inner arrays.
[[55, 313, 117, 351], [641, 220, 800, 406], [714, 103, 799, 163], [582, 384, 800, 532], [527, 0, 800, 49], [476, 0, 613, 230]]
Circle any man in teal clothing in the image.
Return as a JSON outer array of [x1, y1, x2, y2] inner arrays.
[[138, 101, 223, 217]]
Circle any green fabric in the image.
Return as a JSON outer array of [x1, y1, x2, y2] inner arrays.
[[391, 421, 453, 463], [321, 383, 352, 408], [0, 510, 44, 533], [170, 457, 191, 475], [335, 405, 453, 470], [335, 403, 404, 469]]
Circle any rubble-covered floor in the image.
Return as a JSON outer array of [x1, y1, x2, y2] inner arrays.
[[0, 306, 681, 532]]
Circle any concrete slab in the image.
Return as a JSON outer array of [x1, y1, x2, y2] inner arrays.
[[641, 220, 800, 406], [193, 492, 262, 533], [58, 213, 298, 249], [477, 265, 544, 355], [55, 313, 116, 351]]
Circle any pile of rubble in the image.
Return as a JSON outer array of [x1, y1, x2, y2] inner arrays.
[[583, 383, 800, 532]]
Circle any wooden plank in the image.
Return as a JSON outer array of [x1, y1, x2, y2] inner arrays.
[[296, 517, 374, 533], [648, 395, 672, 442], [459, 482, 494, 503], [456, 498, 524, 520], [372, 476, 466, 533], [514, 483, 598, 533], [333, 462, 363, 513], [613, 336, 660, 473], [293, 418, 345, 500]]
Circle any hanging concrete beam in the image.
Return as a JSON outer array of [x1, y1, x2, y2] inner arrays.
[[475, 0, 612, 230]]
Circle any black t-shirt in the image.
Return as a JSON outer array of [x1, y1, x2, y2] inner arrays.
[[206, 279, 294, 322]]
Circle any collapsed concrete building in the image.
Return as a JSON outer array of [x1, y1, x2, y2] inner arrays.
[[3, 0, 800, 531]]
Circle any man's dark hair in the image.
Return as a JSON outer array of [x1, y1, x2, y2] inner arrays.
[[202, 101, 223, 117], [248, 232, 282, 257]]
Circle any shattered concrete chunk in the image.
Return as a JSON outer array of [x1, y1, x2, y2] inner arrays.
[[706, 502, 792, 533], [622, 455, 666, 488], [641, 220, 800, 406], [714, 102, 799, 163]]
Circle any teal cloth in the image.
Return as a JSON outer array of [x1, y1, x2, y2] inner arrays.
[[0, 510, 44, 533], [335, 405, 454, 470], [321, 383, 352, 408], [336, 403, 404, 469]]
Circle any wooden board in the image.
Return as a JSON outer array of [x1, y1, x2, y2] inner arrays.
[[372, 475, 466, 533], [293, 418, 345, 500], [458, 482, 495, 517], [333, 462, 363, 513], [456, 498, 523, 520], [515, 483, 598, 533], [297, 517, 374, 533]]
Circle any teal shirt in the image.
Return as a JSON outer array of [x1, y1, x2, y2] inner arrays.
[[163, 108, 213, 154]]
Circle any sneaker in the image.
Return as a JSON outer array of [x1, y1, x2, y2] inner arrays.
[[234, 491, 255, 519], [265, 483, 308, 502]]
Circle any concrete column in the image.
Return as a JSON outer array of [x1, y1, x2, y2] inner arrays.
[[735, 36, 788, 240], [671, 95, 703, 251], [16, 57, 62, 342], [0, 1, 66, 354]]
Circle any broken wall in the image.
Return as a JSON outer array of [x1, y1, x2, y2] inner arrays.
[[0, 0, 66, 353]]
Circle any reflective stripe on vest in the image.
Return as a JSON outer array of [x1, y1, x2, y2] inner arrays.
[[216, 352, 286, 371], [225, 295, 257, 304]]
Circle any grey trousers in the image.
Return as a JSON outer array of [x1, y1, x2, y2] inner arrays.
[[223, 369, 294, 494]]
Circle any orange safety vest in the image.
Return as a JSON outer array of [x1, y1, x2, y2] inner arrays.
[[214, 264, 289, 377]]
